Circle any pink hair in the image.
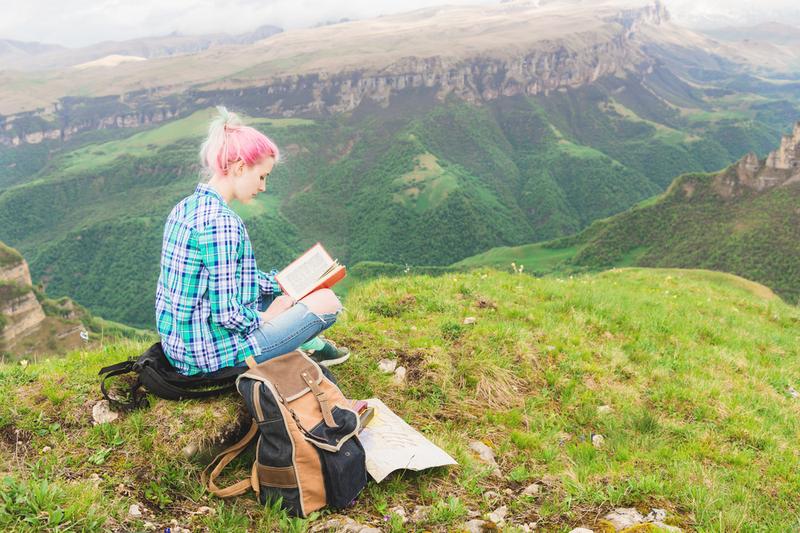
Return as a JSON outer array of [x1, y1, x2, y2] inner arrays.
[[199, 106, 280, 179]]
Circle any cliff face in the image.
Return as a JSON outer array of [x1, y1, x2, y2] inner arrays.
[[0, 2, 666, 147], [715, 122, 800, 196], [0, 255, 45, 349]]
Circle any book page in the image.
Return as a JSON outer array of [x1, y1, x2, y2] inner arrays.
[[279, 245, 332, 297]]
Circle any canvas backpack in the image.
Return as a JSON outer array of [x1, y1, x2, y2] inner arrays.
[[202, 349, 367, 517], [98, 342, 245, 411]]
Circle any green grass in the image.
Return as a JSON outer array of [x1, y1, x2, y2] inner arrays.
[[451, 243, 578, 274], [2, 268, 800, 531]]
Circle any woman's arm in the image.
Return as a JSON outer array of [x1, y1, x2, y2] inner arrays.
[[198, 214, 261, 334], [258, 268, 282, 297]]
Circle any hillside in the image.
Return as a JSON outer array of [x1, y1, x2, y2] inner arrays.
[[2, 269, 800, 531], [0, 240, 151, 361], [458, 122, 800, 303]]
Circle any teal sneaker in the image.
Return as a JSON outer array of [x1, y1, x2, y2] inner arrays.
[[309, 338, 351, 367]]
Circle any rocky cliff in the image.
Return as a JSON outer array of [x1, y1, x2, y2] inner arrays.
[[0, 244, 45, 349], [715, 121, 800, 196], [0, 1, 670, 147]]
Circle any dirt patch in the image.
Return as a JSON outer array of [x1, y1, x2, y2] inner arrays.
[[394, 348, 427, 382], [475, 295, 497, 310]]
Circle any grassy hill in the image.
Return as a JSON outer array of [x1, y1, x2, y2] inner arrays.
[[0, 69, 792, 328], [2, 269, 800, 531]]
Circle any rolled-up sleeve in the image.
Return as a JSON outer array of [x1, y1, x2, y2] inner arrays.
[[198, 215, 261, 334], [258, 268, 282, 297]]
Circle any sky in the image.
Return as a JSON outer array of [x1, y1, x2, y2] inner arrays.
[[0, 0, 798, 49]]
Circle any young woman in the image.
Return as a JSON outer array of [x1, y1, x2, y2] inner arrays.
[[155, 107, 349, 376]]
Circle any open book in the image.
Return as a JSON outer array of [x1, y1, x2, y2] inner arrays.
[[275, 243, 346, 302]]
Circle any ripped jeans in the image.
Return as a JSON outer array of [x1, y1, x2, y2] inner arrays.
[[239, 293, 339, 366]]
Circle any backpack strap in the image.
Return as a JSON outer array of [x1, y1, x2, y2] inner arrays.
[[202, 419, 261, 498], [98, 359, 148, 412], [137, 365, 237, 401]]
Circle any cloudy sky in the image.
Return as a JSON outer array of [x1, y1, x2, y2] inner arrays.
[[1, 0, 798, 48]]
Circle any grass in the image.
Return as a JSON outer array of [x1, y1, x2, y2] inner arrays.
[[2, 268, 800, 530], [451, 243, 578, 274], [54, 108, 314, 175]]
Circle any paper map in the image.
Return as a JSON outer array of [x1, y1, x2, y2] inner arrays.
[[358, 398, 457, 483]]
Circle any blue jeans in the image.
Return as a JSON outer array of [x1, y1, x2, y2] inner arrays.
[[239, 293, 339, 366]]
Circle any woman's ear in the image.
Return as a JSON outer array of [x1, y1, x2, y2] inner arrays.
[[233, 159, 245, 177]]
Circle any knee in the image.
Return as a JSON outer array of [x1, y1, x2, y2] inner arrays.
[[300, 288, 342, 315]]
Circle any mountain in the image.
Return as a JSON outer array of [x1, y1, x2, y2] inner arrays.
[[0, 24, 282, 72], [2, 268, 800, 530], [1, 1, 798, 328], [459, 122, 800, 303]]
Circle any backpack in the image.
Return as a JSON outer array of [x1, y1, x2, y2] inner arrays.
[[98, 342, 246, 411], [202, 349, 367, 517]]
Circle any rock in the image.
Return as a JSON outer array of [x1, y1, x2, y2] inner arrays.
[[487, 505, 507, 525], [788, 386, 799, 398], [378, 359, 397, 373], [651, 522, 681, 532], [603, 508, 645, 530], [522, 482, 542, 496], [410, 505, 430, 522], [41, 446, 52, 453], [143, 521, 157, 531], [468, 440, 502, 477], [393, 366, 407, 384], [482, 490, 500, 500], [128, 504, 143, 518], [463, 316, 477, 325], [195, 506, 215, 515], [569, 529, 594, 533], [181, 442, 199, 459], [463, 519, 487, 533], [591, 433, 605, 448], [311, 517, 378, 532], [389, 506, 407, 523], [597, 405, 613, 415], [645, 509, 667, 522], [92, 400, 119, 425]]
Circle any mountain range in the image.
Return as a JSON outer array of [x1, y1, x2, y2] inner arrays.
[[0, 0, 799, 328]]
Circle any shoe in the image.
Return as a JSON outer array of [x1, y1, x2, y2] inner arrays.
[[309, 339, 351, 367]]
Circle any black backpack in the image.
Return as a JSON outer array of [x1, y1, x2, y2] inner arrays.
[[98, 342, 246, 411]]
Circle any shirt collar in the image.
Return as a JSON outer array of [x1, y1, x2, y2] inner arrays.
[[195, 183, 226, 204]]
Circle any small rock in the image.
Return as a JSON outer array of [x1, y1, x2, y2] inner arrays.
[[591, 433, 605, 448], [410, 325, 417, 330], [378, 359, 397, 374], [463, 316, 477, 325], [569, 529, 594, 533], [92, 400, 119, 425], [545, 345, 556, 352], [393, 366, 407, 384], [486, 505, 507, 525], [603, 508, 645, 530], [645, 509, 667, 522], [788, 386, 799, 398], [522, 482, 542, 496], [482, 490, 500, 500], [597, 405, 613, 415], [463, 519, 487, 533], [142, 521, 157, 531], [503, 488, 513, 495], [89, 473, 101, 485], [468, 440, 502, 477], [196, 506, 215, 515], [389, 506, 407, 523], [41, 446, 52, 453], [523, 523, 538, 532], [128, 504, 143, 518], [651, 522, 681, 532], [411, 505, 430, 523], [182, 442, 199, 459]]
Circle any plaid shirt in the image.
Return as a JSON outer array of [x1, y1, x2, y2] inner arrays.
[[155, 183, 281, 375]]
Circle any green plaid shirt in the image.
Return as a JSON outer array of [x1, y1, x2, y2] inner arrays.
[[155, 184, 280, 375]]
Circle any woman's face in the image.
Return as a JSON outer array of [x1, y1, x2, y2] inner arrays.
[[232, 156, 275, 204]]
